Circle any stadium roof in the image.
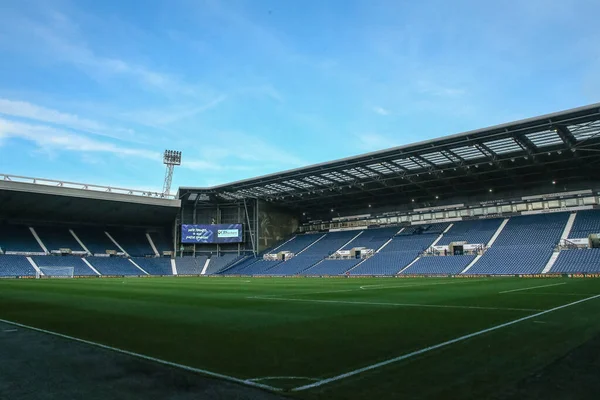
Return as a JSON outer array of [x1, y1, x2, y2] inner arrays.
[[0, 176, 180, 226], [180, 102, 600, 213], [185, 102, 599, 213]]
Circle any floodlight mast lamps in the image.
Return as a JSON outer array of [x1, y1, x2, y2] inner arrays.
[[162, 150, 182, 196]]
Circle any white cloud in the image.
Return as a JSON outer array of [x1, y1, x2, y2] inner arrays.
[[372, 106, 391, 116], [0, 118, 158, 160], [122, 95, 227, 127], [0, 98, 138, 142]]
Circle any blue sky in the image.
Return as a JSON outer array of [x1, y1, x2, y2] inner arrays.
[[0, 0, 599, 192]]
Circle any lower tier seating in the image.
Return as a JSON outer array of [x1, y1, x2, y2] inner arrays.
[[551, 249, 600, 273], [304, 259, 360, 275], [132, 257, 173, 275], [466, 245, 552, 275], [32, 255, 97, 276], [401, 255, 476, 275], [86, 257, 143, 276], [0, 255, 36, 276]]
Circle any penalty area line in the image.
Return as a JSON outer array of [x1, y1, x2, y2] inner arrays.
[[0, 318, 282, 392], [499, 282, 567, 294], [291, 293, 600, 392]]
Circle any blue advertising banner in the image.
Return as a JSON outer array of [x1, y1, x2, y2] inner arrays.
[[181, 224, 244, 244]]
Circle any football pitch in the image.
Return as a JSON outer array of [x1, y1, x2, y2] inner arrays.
[[1, 276, 600, 399]]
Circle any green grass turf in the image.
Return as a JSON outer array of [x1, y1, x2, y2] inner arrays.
[[1, 276, 600, 399]]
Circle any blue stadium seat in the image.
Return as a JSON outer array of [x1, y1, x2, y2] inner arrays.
[[108, 229, 155, 257], [73, 228, 118, 255], [401, 255, 476, 275], [437, 219, 503, 245], [304, 259, 359, 275], [132, 257, 173, 275], [32, 255, 97, 276], [569, 210, 600, 238], [0, 224, 43, 253], [551, 249, 600, 273], [86, 256, 142, 276], [175, 256, 206, 275], [0, 255, 37, 276], [467, 213, 568, 275], [34, 226, 83, 252]]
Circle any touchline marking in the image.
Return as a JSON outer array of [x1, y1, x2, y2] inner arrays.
[[359, 279, 490, 290], [249, 296, 542, 312], [0, 319, 281, 392], [291, 293, 600, 392], [2, 329, 18, 333], [499, 282, 567, 294]]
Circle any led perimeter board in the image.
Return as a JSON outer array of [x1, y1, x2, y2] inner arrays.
[[181, 224, 244, 244]]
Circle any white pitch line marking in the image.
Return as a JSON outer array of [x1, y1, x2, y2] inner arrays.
[[246, 376, 319, 383], [0, 318, 281, 392], [3, 329, 18, 333], [292, 293, 600, 392], [249, 296, 542, 312], [499, 282, 567, 294]]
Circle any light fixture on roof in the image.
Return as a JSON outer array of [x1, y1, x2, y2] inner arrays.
[[411, 199, 415, 202], [489, 188, 493, 192], [552, 180, 556, 185], [435, 195, 439, 199], [330, 208, 334, 212], [368, 204, 372, 208]]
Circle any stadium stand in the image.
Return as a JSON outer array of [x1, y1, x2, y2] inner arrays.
[[265, 231, 359, 275], [0, 224, 43, 253], [74, 228, 119, 255], [467, 213, 569, 275], [32, 255, 96, 276], [132, 257, 173, 275], [437, 219, 503, 245], [86, 256, 143, 276], [401, 255, 476, 275], [304, 259, 360, 275], [348, 224, 449, 275], [149, 231, 172, 254], [207, 254, 244, 274], [0, 255, 37, 276], [108, 229, 154, 257], [34, 226, 83, 252], [568, 209, 600, 238], [340, 227, 400, 250], [551, 248, 600, 273], [175, 256, 205, 275]]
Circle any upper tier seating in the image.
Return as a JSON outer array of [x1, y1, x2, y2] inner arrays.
[[34, 226, 83, 252], [149, 231, 172, 254], [132, 257, 173, 275], [32, 255, 96, 276], [175, 256, 205, 275], [437, 219, 503, 245], [467, 213, 568, 275], [341, 227, 399, 251], [74, 228, 118, 255], [0, 255, 36, 276], [108, 229, 154, 257], [86, 256, 143, 276], [569, 210, 600, 238], [551, 248, 600, 273], [244, 260, 282, 275], [0, 224, 43, 253], [401, 255, 476, 275]]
